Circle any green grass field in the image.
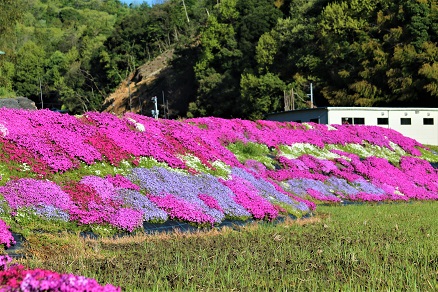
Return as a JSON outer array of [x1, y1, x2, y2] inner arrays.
[[18, 201, 438, 291]]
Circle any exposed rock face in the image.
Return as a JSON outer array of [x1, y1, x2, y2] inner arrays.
[[102, 48, 197, 119], [0, 97, 37, 110]]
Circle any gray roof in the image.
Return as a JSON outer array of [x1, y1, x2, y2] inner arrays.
[[0, 97, 37, 110]]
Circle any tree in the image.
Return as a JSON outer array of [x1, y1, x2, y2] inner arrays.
[[240, 72, 285, 120], [189, 0, 283, 118], [0, 0, 25, 39], [13, 41, 46, 102]]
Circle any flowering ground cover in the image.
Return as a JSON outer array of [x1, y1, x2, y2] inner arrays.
[[0, 108, 437, 289], [0, 255, 120, 291], [0, 109, 437, 239]]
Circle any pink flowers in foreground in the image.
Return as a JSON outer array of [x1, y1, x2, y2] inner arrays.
[[0, 255, 120, 291], [0, 220, 15, 248]]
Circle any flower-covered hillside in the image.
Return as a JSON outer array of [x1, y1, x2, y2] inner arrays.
[[0, 108, 437, 248]]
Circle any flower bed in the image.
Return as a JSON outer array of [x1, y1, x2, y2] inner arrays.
[[0, 109, 436, 242], [0, 255, 120, 291]]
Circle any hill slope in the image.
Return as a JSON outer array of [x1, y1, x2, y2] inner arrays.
[[0, 109, 437, 248], [101, 49, 197, 118]]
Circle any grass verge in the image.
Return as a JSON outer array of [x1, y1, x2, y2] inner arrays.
[[17, 201, 438, 291]]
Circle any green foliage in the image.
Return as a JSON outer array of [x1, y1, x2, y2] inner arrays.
[[417, 145, 438, 162], [227, 141, 277, 169], [90, 224, 120, 238], [4, 208, 83, 237], [326, 142, 408, 165], [2, 0, 437, 116], [13, 41, 46, 99], [240, 72, 285, 120], [0, 88, 16, 98], [49, 160, 137, 185], [190, 0, 283, 119], [181, 155, 231, 178], [0, 0, 25, 39], [0, 61, 16, 97]]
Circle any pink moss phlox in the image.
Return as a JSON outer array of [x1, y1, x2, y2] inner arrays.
[[244, 160, 268, 177], [85, 132, 130, 166], [80, 176, 119, 202], [0, 138, 50, 177], [198, 194, 224, 212], [0, 109, 101, 172], [149, 194, 215, 225], [109, 208, 143, 232], [0, 220, 15, 248], [400, 156, 438, 192], [306, 189, 342, 203], [0, 178, 73, 211], [0, 255, 121, 291], [221, 175, 278, 220], [106, 174, 140, 191]]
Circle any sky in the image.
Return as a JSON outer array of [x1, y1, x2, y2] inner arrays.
[[120, 0, 156, 5]]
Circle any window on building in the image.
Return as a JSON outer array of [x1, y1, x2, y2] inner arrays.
[[293, 120, 302, 123], [377, 118, 389, 125], [353, 118, 365, 125], [342, 117, 352, 125], [423, 118, 434, 125], [310, 118, 319, 124], [400, 118, 411, 125]]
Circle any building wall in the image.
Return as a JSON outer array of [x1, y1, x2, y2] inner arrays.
[[327, 108, 438, 146], [266, 108, 329, 124], [266, 107, 438, 146]]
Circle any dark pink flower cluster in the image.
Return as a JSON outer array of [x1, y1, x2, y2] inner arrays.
[[0, 220, 15, 248], [0, 255, 120, 291], [149, 194, 216, 225], [221, 175, 279, 220]]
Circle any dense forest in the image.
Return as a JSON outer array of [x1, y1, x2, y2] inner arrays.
[[0, 0, 437, 119]]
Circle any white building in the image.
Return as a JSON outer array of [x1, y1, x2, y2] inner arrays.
[[266, 107, 438, 146]]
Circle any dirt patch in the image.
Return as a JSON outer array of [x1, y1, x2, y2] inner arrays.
[[102, 48, 197, 119]]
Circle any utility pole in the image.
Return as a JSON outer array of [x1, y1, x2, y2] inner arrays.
[[128, 81, 132, 112], [307, 83, 314, 108], [151, 96, 159, 119], [39, 78, 43, 109], [139, 94, 143, 115], [291, 88, 295, 110], [162, 91, 166, 119]]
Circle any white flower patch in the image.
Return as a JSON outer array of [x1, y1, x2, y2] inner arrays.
[[0, 124, 8, 138], [280, 143, 340, 160], [389, 141, 407, 156], [280, 143, 315, 159], [181, 154, 202, 169], [302, 123, 313, 129], [21, 163, 31, 172], [127, 118, 145, 132], [176, 154, 203, 174], [211, 160, 231, 177], [326, 124, 337, 131], [346, 143, 373, 157], [317, 149, 341, 160], [121, 160, 132, 167], [325, 145, 352, 161]]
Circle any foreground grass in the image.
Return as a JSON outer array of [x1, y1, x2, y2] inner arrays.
[[19, 202, 438, 291]]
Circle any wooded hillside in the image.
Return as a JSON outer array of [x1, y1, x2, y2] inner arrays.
[[0, 0, 437, 119]]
